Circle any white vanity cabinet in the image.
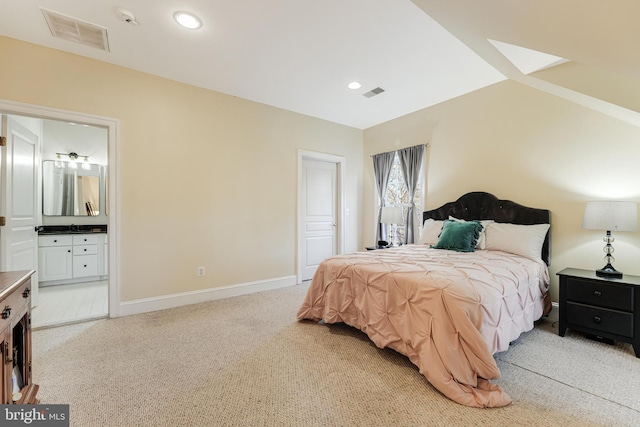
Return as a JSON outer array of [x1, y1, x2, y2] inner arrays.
[[39, 233, 108, 285], [38, 235, 73, 282]]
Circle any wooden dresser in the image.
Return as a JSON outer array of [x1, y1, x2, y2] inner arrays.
[[0, 270, 39, 404]]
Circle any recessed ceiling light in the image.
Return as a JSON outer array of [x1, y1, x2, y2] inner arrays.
[[174, 11, 201, 29], [347, 81, 362, 90]]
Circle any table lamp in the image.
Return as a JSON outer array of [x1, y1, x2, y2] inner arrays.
[[582, 201, 638, 278], [381, 206, 404, 247]]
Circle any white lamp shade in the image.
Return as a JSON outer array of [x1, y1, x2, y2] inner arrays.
[[381, 206, 404, 225], [582, 201, 638, 232]]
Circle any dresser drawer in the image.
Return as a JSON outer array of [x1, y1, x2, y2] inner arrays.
[[39, 235, 73, 247], [566, 302, 634, 338], [566, 277, 633, 312], [0, 277, 31, 326], [73, 245, 98, 255]]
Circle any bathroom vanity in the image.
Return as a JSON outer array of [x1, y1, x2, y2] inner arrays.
[[37, 225, 108, 285]]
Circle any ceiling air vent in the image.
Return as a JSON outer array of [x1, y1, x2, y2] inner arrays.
[[363, 87, 385, 98], [41, 8, 110, 52]]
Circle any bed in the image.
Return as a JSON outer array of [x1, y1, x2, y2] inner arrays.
[[297, 192, 552, 408]]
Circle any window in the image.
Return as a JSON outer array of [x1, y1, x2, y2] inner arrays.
[[383, 152, 424, 244]]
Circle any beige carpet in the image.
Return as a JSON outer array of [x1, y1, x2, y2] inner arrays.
[[33, 283, 640, 426]]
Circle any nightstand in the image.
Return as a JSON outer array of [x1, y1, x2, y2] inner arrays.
[[557, 268, 640, 357]]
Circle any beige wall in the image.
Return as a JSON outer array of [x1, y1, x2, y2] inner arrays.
[[364, 78, 640, 301], [5, 34, 640, 306], [0, 36, 363, 301]]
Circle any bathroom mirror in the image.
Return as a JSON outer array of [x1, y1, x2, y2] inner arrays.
[[42, 160, 103, 216]]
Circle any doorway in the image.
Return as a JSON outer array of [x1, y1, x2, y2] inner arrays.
[[297, 150, 345, 282], [0, 99, 119, 327]]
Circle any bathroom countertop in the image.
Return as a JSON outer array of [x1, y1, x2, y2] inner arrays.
[[37, 224, 107, 235]]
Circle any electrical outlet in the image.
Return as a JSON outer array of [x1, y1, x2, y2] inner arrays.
[[197, 266, 205, 277]]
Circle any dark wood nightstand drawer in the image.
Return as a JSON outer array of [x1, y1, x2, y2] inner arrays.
[[566, 277, 633, 312], [566, 302, 634, 338]]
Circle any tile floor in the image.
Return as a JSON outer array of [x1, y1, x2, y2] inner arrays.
[[32, 280, 108, 329]]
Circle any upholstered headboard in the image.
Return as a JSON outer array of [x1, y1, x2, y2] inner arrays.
[[423, 192, 551, 265]]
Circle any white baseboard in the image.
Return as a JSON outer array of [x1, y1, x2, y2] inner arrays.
[[118, 275, 297, 317]]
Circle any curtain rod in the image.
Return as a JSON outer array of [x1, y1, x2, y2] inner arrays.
[[370, 143, 430, 157]]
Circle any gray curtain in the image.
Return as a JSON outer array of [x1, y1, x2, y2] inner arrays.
[[61, 170, 75, 216], [398, 144, 425, 244], [373, 151, 396, 244]]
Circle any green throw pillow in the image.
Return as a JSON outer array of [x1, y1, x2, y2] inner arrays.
[[430, 220, 482, 252]]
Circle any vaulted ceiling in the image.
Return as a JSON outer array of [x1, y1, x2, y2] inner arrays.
[[1, 0, 640, 129]]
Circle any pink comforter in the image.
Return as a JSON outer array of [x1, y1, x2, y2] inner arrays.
[[297, 245, 550, 408]]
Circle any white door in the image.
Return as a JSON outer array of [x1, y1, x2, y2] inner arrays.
[[0, 115, 40, 303], [300, 157, 338, 281]]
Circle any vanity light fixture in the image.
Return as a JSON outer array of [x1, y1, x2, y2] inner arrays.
[[174, 11, 202, 29], [56, 152, 91, 170]]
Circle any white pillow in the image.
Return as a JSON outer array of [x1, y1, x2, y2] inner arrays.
[[418, 219, 444, 245], [484, 222, 550, 261], [449, 216, 494, 249]]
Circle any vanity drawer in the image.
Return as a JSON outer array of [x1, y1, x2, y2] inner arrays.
[[73, 245, 97, 255], [566, 302, 634, 338], [39, 235, 73, 247], [73, 255, 98, 278], [73, 234, 99, 245], [565, 277, 633, 312]]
